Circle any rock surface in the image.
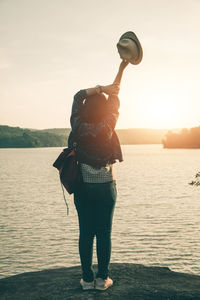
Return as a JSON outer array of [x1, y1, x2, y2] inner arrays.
[[0, 263, 200, 300]]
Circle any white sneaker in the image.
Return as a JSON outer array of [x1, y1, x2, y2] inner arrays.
[[80, 278, 94, 290], [95, 277, 113, 290]]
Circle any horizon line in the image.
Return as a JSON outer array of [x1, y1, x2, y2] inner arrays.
[[1, 124, 198, 131]]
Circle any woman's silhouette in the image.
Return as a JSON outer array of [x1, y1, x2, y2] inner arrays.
[[68, 60, 128, 290]]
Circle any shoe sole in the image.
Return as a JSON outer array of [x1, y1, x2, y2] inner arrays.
[[80, 280, 94, 290], [95, 284, 113, 290], [80, 284, 95, 290]]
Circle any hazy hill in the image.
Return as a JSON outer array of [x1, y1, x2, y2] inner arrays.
[[116, 128, 168, 144], [39, 128, 71, 136], [0, 125, 175, 148], [43, 128, 168, 144]]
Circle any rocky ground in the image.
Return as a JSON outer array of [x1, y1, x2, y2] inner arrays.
[[0, 263, 200, 300]]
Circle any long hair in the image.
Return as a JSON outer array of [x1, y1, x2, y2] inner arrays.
[[82, 93, 107, 124]]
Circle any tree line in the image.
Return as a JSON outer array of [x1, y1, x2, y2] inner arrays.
[[1, 125, 200, 148], [0, 125, 168, 148], [0, 125, 67, 148], [162, 126, 200, 148]]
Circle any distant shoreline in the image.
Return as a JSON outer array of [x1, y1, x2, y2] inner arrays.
[[0, 125, 168, 148], [0, 143, 164, 149], [1, 125, 200, 148]]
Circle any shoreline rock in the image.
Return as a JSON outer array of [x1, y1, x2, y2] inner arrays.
[[0, 263, 200, 300]]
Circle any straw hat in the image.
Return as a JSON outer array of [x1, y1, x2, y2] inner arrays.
[[117, 31, 143, 65]]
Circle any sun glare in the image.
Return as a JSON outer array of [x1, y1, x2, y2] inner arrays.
[[143, 98, 178, 128], [133, 85, 186, 129]]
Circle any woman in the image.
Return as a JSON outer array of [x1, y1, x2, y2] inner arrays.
[[68, 60, 128, 290]]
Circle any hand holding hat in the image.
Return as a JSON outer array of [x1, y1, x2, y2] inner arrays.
[[119, 59, 129, 70], [117, 31, 143, 65]]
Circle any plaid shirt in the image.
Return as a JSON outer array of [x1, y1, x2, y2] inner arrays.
[[81, 163, 115, 183]]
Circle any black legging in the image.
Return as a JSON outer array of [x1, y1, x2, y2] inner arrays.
[[74, 181, 117, 282]]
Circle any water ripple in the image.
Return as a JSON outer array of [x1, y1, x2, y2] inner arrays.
[[1, 145, 200, 278]]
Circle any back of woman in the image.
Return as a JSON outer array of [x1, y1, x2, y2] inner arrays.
[[69, 60, 128, 290]]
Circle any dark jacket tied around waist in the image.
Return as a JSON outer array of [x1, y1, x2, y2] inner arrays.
[[68, 89, 123, 168]]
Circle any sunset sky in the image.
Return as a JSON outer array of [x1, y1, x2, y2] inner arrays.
[[0, 0, 200, 129]]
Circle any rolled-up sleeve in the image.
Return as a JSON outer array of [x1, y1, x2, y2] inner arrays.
[[70, 89, 87, 131]]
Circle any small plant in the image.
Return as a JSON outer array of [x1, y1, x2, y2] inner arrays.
[[189, 172, 200, 186]]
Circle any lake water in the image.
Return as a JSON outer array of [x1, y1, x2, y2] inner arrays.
[[0, 145, 200, 279]]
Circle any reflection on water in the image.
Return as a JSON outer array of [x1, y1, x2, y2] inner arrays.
[[0, 145, 200, 278]]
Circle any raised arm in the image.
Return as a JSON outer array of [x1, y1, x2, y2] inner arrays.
[[113, 60, 129, 86], [84, 60, 128, 98], [85, 84, 119, 97], [70, 60, 128, 139]]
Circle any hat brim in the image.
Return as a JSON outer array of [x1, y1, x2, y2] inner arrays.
[[117, 31, 143, 65]]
